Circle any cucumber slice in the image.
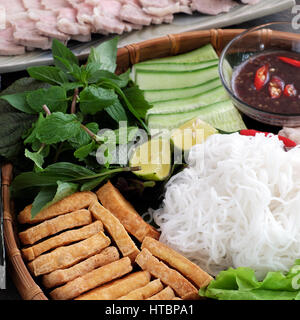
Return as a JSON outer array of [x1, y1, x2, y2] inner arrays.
[[147, 86, 228, 115], [134, 59, 218, 72], [136, 65, 219, 90], [139, 44, 219, 64], [144, 78, 222, 103], [147, 100, 247, 132]]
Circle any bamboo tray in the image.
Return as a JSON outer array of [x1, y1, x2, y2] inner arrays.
[[2, 28, 298, 300]]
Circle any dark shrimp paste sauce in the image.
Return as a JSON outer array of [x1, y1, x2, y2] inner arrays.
[[232, 51, 300, 114]]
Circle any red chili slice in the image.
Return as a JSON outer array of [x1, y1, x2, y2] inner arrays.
[[284, 84, 297, 97], [268, 76, 284, 99], [278, 56, 300, 68], [254, 64, 269, 91], [239, 129, 297, 148]]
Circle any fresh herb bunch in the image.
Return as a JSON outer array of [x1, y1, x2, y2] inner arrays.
[[0, 37, 152, 218]]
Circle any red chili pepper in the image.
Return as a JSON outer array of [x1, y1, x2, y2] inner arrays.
[[284, 84, 297, 97], [278, 56, 300, 68], [254, 64, 269, 91], [239, 129, 297, 148], [268, 76, 284, 99]]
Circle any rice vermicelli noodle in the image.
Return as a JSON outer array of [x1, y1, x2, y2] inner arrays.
[[153, 133, 300, 280]]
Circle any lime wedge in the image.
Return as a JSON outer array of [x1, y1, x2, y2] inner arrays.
[[129, 138, 171, 181], [171, 117, 218, 152]]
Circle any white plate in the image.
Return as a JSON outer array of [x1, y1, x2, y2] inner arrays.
[[0, 0, 295, 74]]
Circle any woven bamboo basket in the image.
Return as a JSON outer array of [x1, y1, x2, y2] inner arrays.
[[2, 28, 297, 300]]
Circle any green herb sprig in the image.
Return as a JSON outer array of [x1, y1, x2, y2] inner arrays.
[[0, 37, 152, 218]]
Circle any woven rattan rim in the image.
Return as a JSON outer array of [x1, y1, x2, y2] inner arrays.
[[3, 28, 298, 300]]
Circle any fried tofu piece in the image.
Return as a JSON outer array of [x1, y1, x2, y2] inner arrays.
[[18, 191, 97, 224], [147, 286, 175, 300], [90, 201, 140, 261], [28, 232, 111, 276], [43, 246, 119, 289], [19, 209, 92, 246], [75, 271, 151, 300], [118, 279, 163, 300], [96, 181, 160, 242], [50, 257, 133, 300], [135, 248, 199, 300], [142, 237, 213, 288], [22, 221, 103, 261]]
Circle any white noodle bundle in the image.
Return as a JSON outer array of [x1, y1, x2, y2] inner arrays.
[[153, 133, 300, 280]]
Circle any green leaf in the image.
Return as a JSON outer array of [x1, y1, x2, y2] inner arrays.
[[68, 122, 99, 149], [74, 141, 96, 161], [122, 85, 152, 119], [36, 112, 81, 144], [43, 162, 96, 179], [26, 86, 68, 113], [79, 85, 118, 115], [80, 176, 107, 192], [199, 261, 300, 300], [25, 148, 44, 170], [31, 186, 57, 218], [90, 69, 129, 88], [87, 37, 118, 73], [31, 180, 79, 219], [52, 39, 79, 71], [105, 100, 128, 123], [0, 92, 36, 114], [27, 66, 69, 85]]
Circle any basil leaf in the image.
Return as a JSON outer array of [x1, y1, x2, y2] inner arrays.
[[79, 85, 118, 115], [87, 37, 118, 73], [52, 39, 79, 71], [27, 66, 69, 85], [26, 86, 68, 113], [0, 92, 36, 114], [36, 112, 81, 144]]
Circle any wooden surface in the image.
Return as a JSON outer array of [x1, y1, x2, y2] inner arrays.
[[0, 2, 299, 300]]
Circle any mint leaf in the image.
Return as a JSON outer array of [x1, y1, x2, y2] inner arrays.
[[87, 37, 118, 73], [26, 86, 68, 113], [36, 112, 81, 144], [68, 122, 99, 149], [79, 85, 118, 115], [27, 66, 69, 85]]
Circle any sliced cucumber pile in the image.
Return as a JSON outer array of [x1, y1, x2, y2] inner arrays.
[[147, 100, 246, 132], [133, 44, 246, 132]]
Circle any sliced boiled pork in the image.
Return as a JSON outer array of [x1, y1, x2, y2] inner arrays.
[[0, 27, 25, 55], [190, 0, 238, 15]]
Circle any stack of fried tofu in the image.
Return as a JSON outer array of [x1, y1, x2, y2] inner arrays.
[[18, 181, 213, 300]]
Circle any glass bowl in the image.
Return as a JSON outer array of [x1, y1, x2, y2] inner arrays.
[[219, 22, 300, 127]]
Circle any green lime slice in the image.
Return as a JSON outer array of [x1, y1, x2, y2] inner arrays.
[[129, 138, 171, 181], [171, 117, 218, 152]]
